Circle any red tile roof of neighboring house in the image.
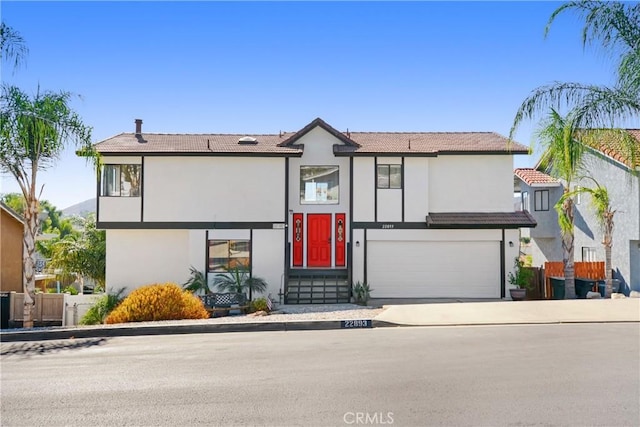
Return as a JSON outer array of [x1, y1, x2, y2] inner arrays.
[[94, 118, 530, 156], [514, 168, 561, 187], [587, 129, 640, 169]]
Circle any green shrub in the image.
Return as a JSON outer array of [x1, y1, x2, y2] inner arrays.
[[105, 283, 209, 324], [62, 285, 78, 295], [353, 281, 372, 305], [250, 297, 271, 313], [80, 289, 125, 325]]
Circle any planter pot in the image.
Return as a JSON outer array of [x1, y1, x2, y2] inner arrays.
[[509, 288, 527, 301]]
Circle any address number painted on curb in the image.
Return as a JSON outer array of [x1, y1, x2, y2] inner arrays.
[[341, 320, 372, 328]]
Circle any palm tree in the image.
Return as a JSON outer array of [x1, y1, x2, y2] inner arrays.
[[562, 179, 617, 297], [212, 267, 268, 300], [538, 109, 584, 298], [511, 1, 640, 165], [0, 85, 92, 327], [183, 266, 211, 295]]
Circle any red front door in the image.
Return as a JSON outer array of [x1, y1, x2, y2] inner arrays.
[[307, 214, 331, 267]]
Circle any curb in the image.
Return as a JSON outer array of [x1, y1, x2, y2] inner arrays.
[[0, 319, 400, 343]]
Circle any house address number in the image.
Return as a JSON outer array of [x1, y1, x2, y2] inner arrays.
[[381, 224, 395, 229], [341, 320, 372, 328]]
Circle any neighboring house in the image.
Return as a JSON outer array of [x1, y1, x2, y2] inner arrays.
[[0, 201, 23, 293], [514, 168, 564, 265], [514, 129, 640, 294], [93, 117, 534, 302]]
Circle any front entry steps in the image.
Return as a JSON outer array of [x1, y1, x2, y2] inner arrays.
[[286, 269, 350, 304]]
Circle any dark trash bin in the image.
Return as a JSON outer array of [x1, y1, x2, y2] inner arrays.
[[598, 281, 606, 298], [598, 279, 621, 297], [550, 277, 565, 300], [575, 278, 596, 299]]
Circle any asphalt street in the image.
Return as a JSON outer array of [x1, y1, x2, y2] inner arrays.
[[1, 323, 639, 426]]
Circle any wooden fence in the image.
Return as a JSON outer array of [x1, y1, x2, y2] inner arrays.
[[543, 261, 605, 298], [523, 267, 545, 300], [8, 292, 64, 327]]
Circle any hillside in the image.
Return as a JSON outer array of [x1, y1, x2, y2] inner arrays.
[[62, 198, 96, 218]]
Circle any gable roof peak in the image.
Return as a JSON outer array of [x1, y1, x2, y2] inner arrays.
[[277, 117, 361, 148]]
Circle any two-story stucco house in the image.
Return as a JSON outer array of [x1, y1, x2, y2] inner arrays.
[[515, 129, 640, 294], [93, 118, 534, 302]]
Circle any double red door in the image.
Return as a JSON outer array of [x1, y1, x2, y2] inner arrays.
[[292, 213, 345, 267]]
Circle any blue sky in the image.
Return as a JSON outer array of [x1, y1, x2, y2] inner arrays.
[[1, 1, 618, 209]]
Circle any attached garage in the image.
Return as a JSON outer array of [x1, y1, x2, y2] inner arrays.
[[367, 240, 501, 298]]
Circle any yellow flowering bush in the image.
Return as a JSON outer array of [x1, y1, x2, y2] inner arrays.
[[105, 282, 209, 324]]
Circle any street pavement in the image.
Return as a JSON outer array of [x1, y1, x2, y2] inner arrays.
[[1, 324, 639, 426], [1, 298, 638, 342]]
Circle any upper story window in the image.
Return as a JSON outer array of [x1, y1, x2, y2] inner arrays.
[[102, 164, 141, 197], [522, 191, 530, 211], [534, 190, 549, 211], [300, 166, 339, 204], [377, 164, 402, 189], [582, 247, 596, 261], [208, 240, 250, 272]]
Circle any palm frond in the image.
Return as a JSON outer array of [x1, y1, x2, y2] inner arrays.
[[0, 23, 28, 69], [511, 83, 640, 138], [535, 109, 584, 186]]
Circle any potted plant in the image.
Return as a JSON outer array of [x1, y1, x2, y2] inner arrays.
[[508, 258, 534, 301], [352, 281, 372, 305]]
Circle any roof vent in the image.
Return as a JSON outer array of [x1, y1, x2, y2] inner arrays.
[[238, 136, 258, 144]]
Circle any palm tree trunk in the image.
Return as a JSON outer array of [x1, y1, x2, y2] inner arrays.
[[603, 210, 614, 298], [22, 196, 39, 328], [562, 197, 576, 299]]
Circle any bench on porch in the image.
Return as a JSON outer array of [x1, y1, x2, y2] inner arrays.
[[199, 293, 250, 317]]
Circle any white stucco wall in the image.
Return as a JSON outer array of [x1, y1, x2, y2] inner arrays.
[[353, 157, 375, 222], [504, 228, 521, 297], [429, 155, 514, 212], [376, 157, 402, 222], [404, 157, 429, 222], [144, 157, 285, 222], [99, 197, 142, 222], [105, 229, 190, 293], [251, 229, 285, 298], [352, 229, 366, 284]]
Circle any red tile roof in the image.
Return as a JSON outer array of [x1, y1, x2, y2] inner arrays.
[[514, 168, 560, 187], [94, 118, 530, 156], [587, 129, 640, 169]]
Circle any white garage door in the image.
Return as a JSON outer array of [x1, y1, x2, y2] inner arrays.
[[367, 240, 500, 298]]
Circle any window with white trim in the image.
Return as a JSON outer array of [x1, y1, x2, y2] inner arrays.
[[582, 247, 596, 262], [534, 190, 549, 211]]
